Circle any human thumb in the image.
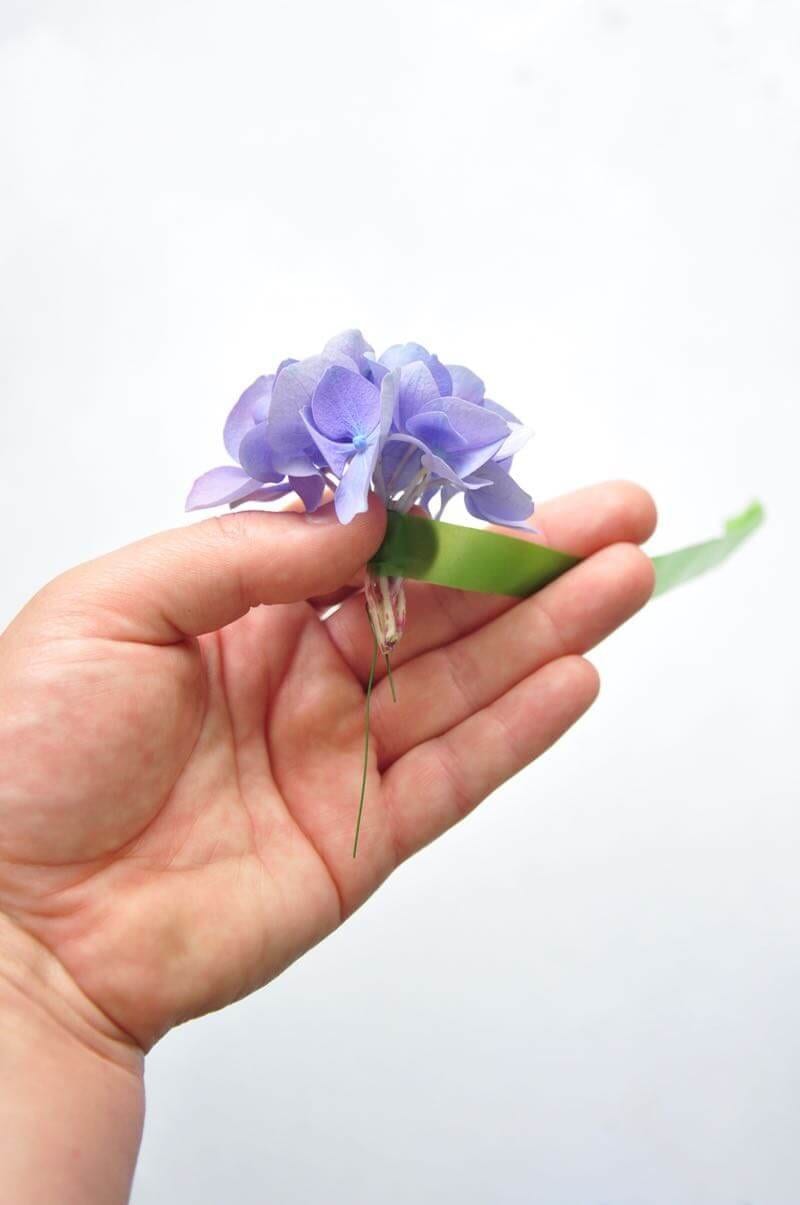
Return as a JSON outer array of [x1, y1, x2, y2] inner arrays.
[[27, 497, 386, 644]]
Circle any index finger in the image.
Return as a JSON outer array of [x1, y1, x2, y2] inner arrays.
[[326, 480, 657, 682]]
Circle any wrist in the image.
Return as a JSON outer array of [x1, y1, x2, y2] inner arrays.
[[0, 913, 144, 1204]]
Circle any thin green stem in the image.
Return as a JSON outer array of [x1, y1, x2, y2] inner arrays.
[[383, 652, 397, 703], [353, 629, 379, 858]]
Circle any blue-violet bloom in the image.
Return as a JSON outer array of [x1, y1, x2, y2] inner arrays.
[[186, 329, 533, 530]]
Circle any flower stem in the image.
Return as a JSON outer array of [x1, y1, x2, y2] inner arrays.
[[383, 652, 397, 702], [373, 457, 387, 500], [395, 468, 430, 513], [353, 628, 379, 858]]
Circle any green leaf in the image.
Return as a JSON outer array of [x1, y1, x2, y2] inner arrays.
[[651, 500, 765, 597], [370, 512, 580, 596], [369, 502, 765, 599]]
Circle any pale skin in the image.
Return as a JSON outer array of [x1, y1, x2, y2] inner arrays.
[[0, 481, 657, 1203]]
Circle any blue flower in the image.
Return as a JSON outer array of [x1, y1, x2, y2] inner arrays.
[[186, 372, 324, 513], [186, 329, 533, 530], [376, 353, 530, 520], [301, 365, 394, 523], [186, 332, 375, 513], [461, 398, 534, 526]]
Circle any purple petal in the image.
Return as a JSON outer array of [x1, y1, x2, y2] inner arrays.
[[464, 463, 534, 527], [229, 483, 293, 508], [334, 441, 379, 524], [482, 398, 520, 424], [496, 424, 531, 460], [447, 365, 485, 404], [396, 361, 443, 427], [422, 450, 493, 489], [238, 421, 285, 483], [323, 330, 374, 372], [406, 409, 468, 453], [427, 356, 453, 397], [420, 483, 441, 510], [268, 356, 331, 475], [446, 443, 507, 479], [223, 375, 274, 459], [385, 434, 489, 491], [365, 357, 389, 386], [380, 438, 423, 495], [378, 343, 451, 395], [311, 366, 381, 440], [483, 398, 531, 459], [300, 408, 354, 478], [185, 466, 266, 511], [290, 472, 325, 512], [379, 370, 398, 439], [406, 397, 510, 473], [431, 398, 509, 448], [421, 482, 459, 519], [379, 342, 431, 370]]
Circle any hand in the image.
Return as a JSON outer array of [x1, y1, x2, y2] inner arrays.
[[0, 483, 656, 1054]]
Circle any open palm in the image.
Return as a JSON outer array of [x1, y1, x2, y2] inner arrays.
[[0, 483, 655, 1051]]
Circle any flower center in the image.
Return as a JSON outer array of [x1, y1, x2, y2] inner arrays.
[[352, 432, 369, 452]]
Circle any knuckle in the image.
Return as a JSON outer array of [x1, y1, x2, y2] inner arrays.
[[208, 511, 255, 549]]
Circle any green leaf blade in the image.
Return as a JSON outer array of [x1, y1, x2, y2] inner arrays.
[[370, 502, 765, 602], [370, 512, 580, 596], [651, 500, 765, 598]]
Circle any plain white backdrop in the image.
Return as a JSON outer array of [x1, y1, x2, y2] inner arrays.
[[1, 1, 798, 1202]]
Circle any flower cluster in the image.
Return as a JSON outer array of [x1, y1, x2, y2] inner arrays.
[[186, 330, 534, 528]]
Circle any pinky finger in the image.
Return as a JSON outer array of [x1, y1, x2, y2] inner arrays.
[[380, 655, 600, 863]]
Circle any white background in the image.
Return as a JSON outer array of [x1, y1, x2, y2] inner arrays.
[[1, 2, 798, 1202]]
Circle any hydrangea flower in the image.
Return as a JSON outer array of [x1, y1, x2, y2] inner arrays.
[[186, 329, 533, 529], [186, 330, 537, 855]]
